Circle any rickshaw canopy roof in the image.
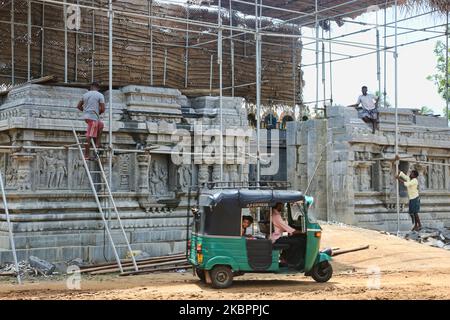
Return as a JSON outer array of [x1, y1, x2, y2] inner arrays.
[[199, 189, 304, 208]]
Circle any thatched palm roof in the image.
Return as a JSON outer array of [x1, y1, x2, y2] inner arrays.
[[403, 0, 450, 13]]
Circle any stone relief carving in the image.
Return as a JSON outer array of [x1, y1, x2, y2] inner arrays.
[[56, 154, 68, 188], [38, 150, 67, 189], [177, 165, 192, 190], [149, 160, 168, 195], [5, 156, 17, 188], [429, 160, 445, 190], [353, 162, 372, 192], [72, 154, 87, 188], [198, 165, 209, 188], [118, 154, 131, 190]]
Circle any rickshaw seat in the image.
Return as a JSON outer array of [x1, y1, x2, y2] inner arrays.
[[272, 243, 290, 250]]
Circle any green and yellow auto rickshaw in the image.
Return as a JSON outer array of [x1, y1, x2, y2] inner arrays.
[[187, 189, 333, 289]]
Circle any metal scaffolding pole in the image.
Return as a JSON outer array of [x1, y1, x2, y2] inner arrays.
[[446, 10, 449, 123], [75, 0, 79, 82], [384, 3, 387, 107], [0, 172, 21, 285], [149, 0, 154, 85], [163, 48, 167, 86], [394, 0, 400, 236], [218, 0, 224, 181], [91, 0, 95, 82], [255, 0, 262, 185], [184, 4, 189, 89], [321, 28, 326, 111], [328, 27, 333, 106], [107, 0, 113, 245], [230, 0, 235, 97], [315, 0, 319, 115], [11, 0, 15, 85], [64, 0, 68, 83], [376, 10, 381, 100], [209, 54, 213, 94], [27, 0, 31, 81], [41, 2, 45, 77]]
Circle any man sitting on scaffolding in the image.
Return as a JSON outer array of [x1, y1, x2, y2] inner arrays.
[[348, 85, 380, 134], [76, 82, 105, 160]]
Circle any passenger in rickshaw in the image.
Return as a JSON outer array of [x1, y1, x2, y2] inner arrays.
[[241, 215, 254, 238], [270, 202, 302, 267]]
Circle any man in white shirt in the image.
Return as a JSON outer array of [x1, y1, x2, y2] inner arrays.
[[348, 86, 380, 134]]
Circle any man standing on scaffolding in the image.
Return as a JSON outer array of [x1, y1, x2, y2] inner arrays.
[[348, 86, 380, 134], [76, 82, 105, 160]]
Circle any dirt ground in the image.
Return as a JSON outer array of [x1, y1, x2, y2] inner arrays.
[[1, 224, 450, 300]]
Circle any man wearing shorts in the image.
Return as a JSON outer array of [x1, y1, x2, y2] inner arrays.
[[397, 169, 422, 231], [76, 82, 105, 160], [348, 86, 380, 134]]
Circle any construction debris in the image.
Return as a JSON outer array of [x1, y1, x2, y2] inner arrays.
[[0, 260, 58, 277], [401, 227, 450, 250], [29, 256, 56, 276]]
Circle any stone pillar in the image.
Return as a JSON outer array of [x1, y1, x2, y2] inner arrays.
[[12, 152, 34, 191], [137, 154, 151, 193], [381, 160, 393, 193]]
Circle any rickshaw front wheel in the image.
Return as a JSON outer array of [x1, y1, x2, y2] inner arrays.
[[210, 265, 233, 289], [196, 268, 206, 282], [311, 261, 333, 283]]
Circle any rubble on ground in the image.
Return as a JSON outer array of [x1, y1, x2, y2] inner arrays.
[[401, 227, 450, 250], [0, 260, 59, 277]]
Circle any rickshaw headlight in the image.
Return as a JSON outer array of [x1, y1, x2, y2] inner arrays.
[[314, 231, 321, 238], [196, 243, 202, 253]]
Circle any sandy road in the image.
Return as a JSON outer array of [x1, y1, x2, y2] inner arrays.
[[1, 224, 450, 300]]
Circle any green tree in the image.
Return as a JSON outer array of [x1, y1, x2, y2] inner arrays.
[[420, 106, 434, 115], [427, 40, 450, 120]]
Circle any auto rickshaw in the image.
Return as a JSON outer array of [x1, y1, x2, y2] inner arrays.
[[187, 189, 333, 289]]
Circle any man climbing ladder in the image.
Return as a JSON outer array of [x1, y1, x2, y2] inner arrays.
[[76, 82, 105, 160]]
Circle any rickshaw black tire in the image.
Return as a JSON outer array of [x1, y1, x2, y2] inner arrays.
[[311, 261, 333, 283], [196, 268, 206, 282], [210, 265, 233, 289]]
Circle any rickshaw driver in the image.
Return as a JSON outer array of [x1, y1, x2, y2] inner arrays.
[[270, 203, 302, 266]]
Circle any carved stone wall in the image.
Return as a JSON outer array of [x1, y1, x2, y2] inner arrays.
[[288, 106, 450, 232], [0, 84, 250, 264]]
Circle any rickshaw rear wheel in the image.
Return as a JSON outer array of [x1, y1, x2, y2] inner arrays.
[[195, 268, 206, 282], [311, 261, 333, 283], [210, 265, 233, 289]]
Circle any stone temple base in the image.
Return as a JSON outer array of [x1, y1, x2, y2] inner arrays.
[[0, 84, 250, 265]]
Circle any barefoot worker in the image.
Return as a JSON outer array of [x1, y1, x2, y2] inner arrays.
[[397, 168, 422, 231], [76, 81, 105, 160]]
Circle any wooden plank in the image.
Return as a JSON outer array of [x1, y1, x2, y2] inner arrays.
[[120, 264, 192, 277], [332, 245, 370, 257], [79, 253, 186, 273], [88, 259, 188, 275], [0, 75, 55, 96]]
